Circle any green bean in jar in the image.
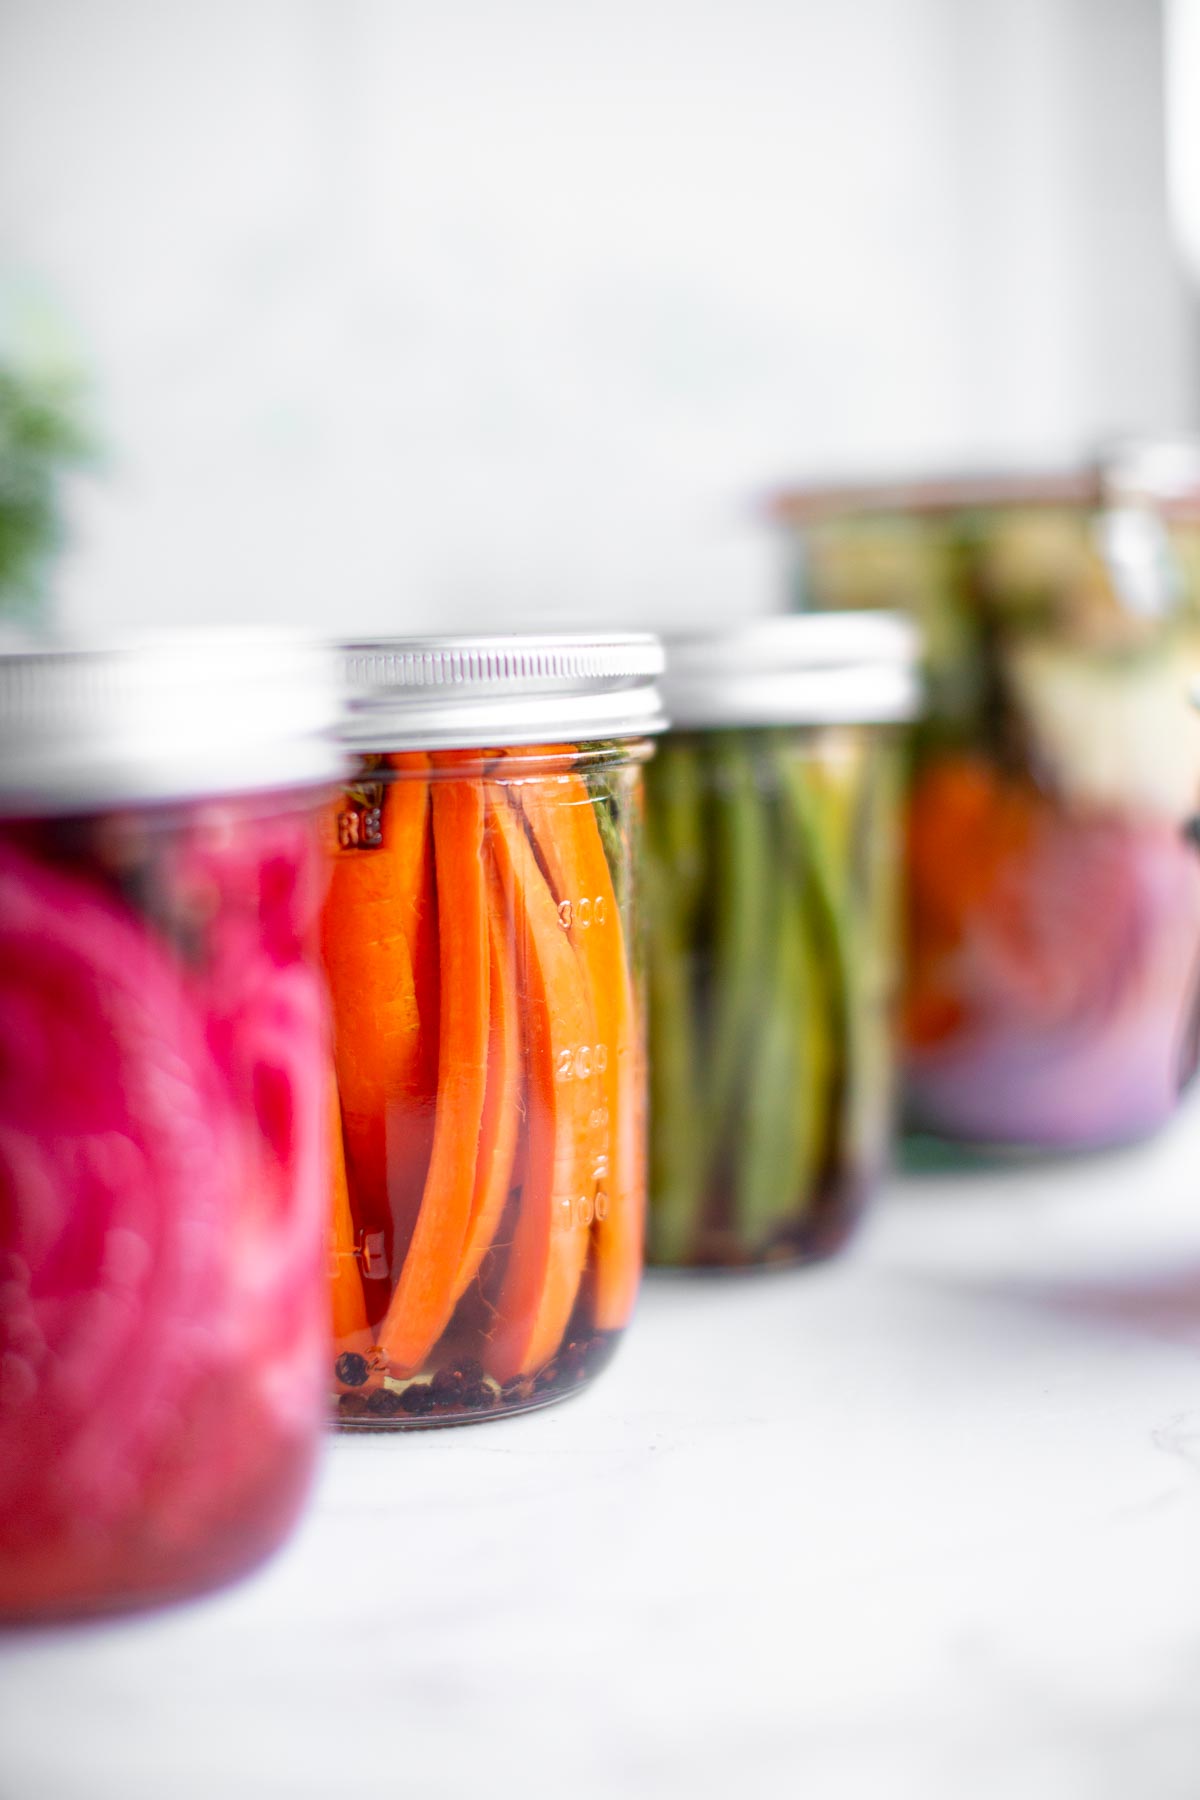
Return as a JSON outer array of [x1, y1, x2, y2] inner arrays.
[[645, 616, 919, 1268]]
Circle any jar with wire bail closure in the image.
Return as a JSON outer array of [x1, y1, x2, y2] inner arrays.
[[0, 632, 343, 1620], [325, 633, 665, 1426], [645, 613, 920, 1268], [774, 442, 1200, 1151]]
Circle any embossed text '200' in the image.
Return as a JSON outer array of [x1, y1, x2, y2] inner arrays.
[[555, 1042, 609, 1082]]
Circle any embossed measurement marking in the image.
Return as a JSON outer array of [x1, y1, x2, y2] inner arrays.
[[337, 782, 385, 850], [360, 1230, 389, 1279], [557, 895, 608, 931], [555, 1042, 609, 1082]]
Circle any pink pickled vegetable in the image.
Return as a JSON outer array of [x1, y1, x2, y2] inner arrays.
[[0, 807, 327, 1620], [906, 766, 1200, 1146]]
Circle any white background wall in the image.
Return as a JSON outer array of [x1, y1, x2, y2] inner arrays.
[[0, 0, 1195, 635]]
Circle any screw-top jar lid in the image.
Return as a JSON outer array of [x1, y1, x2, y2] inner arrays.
[[338, 632, 667, 751], [662, 612, 921, 729], [0, 631, 346, 815]]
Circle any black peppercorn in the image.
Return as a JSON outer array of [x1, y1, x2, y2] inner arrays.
[[335, 1351, 369, 1389], [430, 1366, 465, 1404], [365, 1387, 405, 1418], [399, 1383, 435, 1416]]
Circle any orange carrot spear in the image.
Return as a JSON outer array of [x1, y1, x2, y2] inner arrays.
[[515, 762, 643, 1332], [483, 789, 595, 1383], [377, 766, 491, 1373], [322, 761, 432, 1226], [451, 855, 522, 1304]]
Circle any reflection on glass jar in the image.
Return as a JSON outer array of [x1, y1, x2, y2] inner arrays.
[[645, 617, 919, 1268], [325, 637, 664, 1426], [0, 636, 341, 1621], [775, 448, 1200, 1152]]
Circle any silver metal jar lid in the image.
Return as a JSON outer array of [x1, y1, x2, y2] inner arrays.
[[662, 612, 921, 729], [338, 632, 667, 751], [0, 631, 346, 815]]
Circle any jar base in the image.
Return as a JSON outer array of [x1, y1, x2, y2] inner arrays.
[[646, 1174, 871, 1273], [646, 1213, 866, 1273], [331, 1332, 620, 1429], [900, 1119, 1170, 1168], [334, 1378, 589, 1431], [0, 1446, 316, 1628]]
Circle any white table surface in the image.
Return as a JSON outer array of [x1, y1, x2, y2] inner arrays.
[[4, 1101, 1200, 1800]]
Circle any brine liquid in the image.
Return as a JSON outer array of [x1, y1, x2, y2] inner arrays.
[[644, 726, 902, 1270], [0, 797, 329, 1620], [324, 747, 646, 1426]]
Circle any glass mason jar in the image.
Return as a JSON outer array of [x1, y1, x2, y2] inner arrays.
[[775, 445, 1200, 1150], [0, 635, 342, 1621], [645, 615, 919, 1268], [324, 634, 665, 1426]]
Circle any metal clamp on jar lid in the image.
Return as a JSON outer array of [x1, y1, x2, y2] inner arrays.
[[771, 436, 1200, 520], [0, 631, 345, 814], [338, 632, 667, 749], [1097, 435, 1200, 510], [662, 612, 921, 729]]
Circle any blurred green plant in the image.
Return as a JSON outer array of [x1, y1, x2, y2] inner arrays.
[[0, 312, 92, 622]]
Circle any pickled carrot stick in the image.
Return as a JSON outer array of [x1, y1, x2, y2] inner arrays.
[[451, 855, 522, 1303], [321, 762, 432, 1215], [377, 769, 491, 1373], [389, 752, 442, 1101], [905, 753, 1038, 1048], [515, 767, 642, 1331], [907, 753, 1035, 924], [484, 790, 594, 1382], [329, 1082, 370, 1350]]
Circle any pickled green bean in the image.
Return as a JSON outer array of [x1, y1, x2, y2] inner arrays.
[[704, 735, 772, 1182], [645, 725, 900, 1267]]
